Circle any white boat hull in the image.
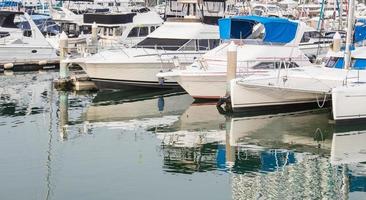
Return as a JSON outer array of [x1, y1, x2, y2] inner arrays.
[[0, 45, 58, 65], [174, 73, 227, 99], [332, 85, 366, 121], [80, 60, 197, 89], [77, 49, 205, 89], [230, 79, 323, 112]]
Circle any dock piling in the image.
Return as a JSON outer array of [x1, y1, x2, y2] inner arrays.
[[217, 41, 237, 114], [226, 41, 237, 95]]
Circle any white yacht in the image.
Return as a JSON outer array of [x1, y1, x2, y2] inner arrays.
[[229, 5, 366, 118], [229, 36, 366, 113], [48, 7, 162, 50], [70, 0, 226, 89], [0, 11, 58, 67], [157, 16, 311, 99]]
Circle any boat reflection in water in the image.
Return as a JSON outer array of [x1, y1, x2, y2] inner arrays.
[[157, 103, 226, 174], [85, 89, 191, 122], [157, 103, 366, 199], [331, 125, 366, 199], [0, 71, 57, 118], [58, 89, 194, 140]]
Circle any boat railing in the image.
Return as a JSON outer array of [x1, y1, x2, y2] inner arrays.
[[195, 57, 310, 78], [225, 39, 292, 47]]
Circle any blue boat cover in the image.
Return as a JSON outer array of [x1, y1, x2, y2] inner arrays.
[[334, 58, 366, 69], [354, 18, 366, 43], [334, 58, 344, 68], [219, 15, 298, 43]]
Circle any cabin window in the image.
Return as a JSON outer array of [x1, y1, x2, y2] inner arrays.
[[23, 30, 32, 37], [300, 33, 311, 43], [253, 62, 298, 69], [180, 40, 196, 51], [253, 62, 276, 69], [108, 2, 113, 6], [209, 39, 220, 49], [139, 27, 149, 37], [136, 38, 189, 51], [150, 26, 158, 33], [128, 27, 139, 37], [0, 32, 10, 38], [116, 3, 121, 6], [325, 57, 339, 68], [198, 40, 209, 50], [308, 31, 322, 38]]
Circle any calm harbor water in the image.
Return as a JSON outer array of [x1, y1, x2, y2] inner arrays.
[[1, 71, 366, 200]]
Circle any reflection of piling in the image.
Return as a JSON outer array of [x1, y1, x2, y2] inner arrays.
[[341, 165, 349, 200], [225, 116, 235, 168], [59, 91, 69, 140]]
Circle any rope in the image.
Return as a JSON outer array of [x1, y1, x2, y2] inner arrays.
[[316, 93, 327, 108]]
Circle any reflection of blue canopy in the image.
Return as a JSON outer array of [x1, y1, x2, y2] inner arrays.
[[219, 15, 298, 43]]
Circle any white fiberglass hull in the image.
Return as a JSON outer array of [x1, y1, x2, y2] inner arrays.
[[172, 72, 227, 99], [0, 45, 58, 65], [230, 67, 366, 112], [77, 50, 204, 89], [332, 85, 366, 121], [230, 79, 322, 112]]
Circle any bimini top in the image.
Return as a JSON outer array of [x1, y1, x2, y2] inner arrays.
[[219, 15, 298, 44]]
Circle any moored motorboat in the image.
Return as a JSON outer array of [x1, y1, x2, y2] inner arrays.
[[157, 15, 312, 99], [69, 0, 228, 89]]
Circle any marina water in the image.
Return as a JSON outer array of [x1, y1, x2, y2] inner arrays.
[[1, 71, 365, 200]]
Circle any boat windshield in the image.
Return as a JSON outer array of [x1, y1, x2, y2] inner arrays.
[[135, 37, 190, 50], [135, 37, 220, 51]]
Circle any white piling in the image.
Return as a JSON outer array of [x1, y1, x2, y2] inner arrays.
[[59, 32, 69, 79], [344, 0, 355, 69], [332, 32, 341, 52], [91, 22, 98, 53], [3, 63, 14, 70], [226, 41, 237, 95]]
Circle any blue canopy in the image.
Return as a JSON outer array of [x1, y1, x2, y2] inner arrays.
[[334, 58, 366, 69], [219, 15, 298, 43], [354, 18, 366, 43]]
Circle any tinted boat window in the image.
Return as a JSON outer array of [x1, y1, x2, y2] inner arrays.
[[325, 57, 339, 68], [253, 62, 298, 69], [301, 32, 310, 43], [128, 27, 138, 37], [198, 39, 209, 50], [135, 38, 189, 51], [139, 27, 149, 37], [150, 26, 156, 33], [209, 39, 220, 49], [253, 62, 276, 69]]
